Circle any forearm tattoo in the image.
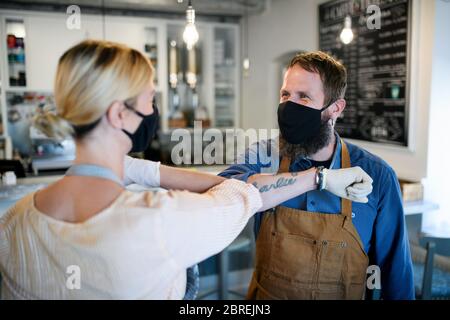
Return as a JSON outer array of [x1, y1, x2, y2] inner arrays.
[[252, 173, 298, 193]]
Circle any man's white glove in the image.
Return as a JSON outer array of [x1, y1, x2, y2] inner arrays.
[[323, 167, 373, 203], [123, 155, 161, 187]]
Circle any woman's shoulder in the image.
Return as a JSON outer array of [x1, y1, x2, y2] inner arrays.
[[0, 192, 36, 227], [0, 192, 36, 260]]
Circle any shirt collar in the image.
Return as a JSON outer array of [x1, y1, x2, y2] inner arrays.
[[291, 131, 342, 169]]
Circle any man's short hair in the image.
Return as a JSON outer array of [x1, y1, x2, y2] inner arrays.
[[289, 51, 347, 108]]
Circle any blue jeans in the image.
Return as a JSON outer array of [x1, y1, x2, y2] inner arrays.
[[183, 264, 199, 300]]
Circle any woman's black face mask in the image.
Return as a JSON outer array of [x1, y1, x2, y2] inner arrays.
[[122, 101, 159, 153], [277, 100, 332, 145]]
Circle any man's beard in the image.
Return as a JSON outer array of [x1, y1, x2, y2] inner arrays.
[[279, 119, 333, 159]]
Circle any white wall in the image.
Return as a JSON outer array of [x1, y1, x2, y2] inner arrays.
[[24, 13, 104, 91], [422, 0, 450, 235], [2, 11, 167, 92], [242, 0, 318, 134], [243, 0, 434, 183]]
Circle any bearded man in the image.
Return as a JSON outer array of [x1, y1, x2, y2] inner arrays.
[[219, 51, 414, 300]]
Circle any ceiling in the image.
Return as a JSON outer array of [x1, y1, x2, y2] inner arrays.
[[0, 0, 268, 17]]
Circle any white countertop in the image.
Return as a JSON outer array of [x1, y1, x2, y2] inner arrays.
[[403, 200, 439, 215]]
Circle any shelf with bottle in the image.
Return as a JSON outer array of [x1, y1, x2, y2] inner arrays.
[[214, 65, 234, 80], [215, 119, 234, 127], [144, 27, 158, 86], [5, 91, 55, 157], [214, 62, 235, 68], [0, 138, 7, 159], [168, 105, 188, 129], [6, 20, 27, 87], [145, 43, 158, 85], [215, 91, 234, 98], [0, 134, 12, 160], [168, 104, 211, 129], [213, 26, 237, 129], [215, 79, 234, 99], [2, 87, 31, 93], [166, 23, 211, 130]]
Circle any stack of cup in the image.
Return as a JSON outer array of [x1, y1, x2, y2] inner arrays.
[[2, 171, 17, 186]]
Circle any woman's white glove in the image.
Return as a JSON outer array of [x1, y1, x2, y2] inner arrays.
[[323, 167, 373, 203], [123, 155, 161, 187]]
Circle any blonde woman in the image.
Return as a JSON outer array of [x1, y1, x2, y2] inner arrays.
[[0, 40, 372, 299]]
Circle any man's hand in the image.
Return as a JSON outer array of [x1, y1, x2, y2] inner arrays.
[[324, 167, 373, 203]]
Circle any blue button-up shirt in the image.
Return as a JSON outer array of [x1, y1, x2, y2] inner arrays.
[[219, 133, 414, 300]]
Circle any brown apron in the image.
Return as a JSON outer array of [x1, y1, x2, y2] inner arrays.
[[247, 140, 369, 300]]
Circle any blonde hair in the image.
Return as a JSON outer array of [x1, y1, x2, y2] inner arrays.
[[34, 39, 154, 139]]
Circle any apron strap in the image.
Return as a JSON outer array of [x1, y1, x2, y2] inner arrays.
[[278, 156, 291, 173], [277, 139, 353, 218], [340, 139, 352, 218]]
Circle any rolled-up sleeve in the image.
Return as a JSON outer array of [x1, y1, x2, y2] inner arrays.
[[219, 139, 277, 182], [123, 156, 161, 187], [218, 167, 258, 183]]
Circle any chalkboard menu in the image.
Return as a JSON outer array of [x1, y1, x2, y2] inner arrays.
[[319, 0, 411, 146]]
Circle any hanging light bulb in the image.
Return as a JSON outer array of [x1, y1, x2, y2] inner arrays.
[[242, 0, 250, 77], [243, 58, 250, 71], [340, 15, 354, 45], [183, 0, 199, 50]]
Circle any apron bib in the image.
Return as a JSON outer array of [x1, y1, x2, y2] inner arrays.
[[246, 140, 369, 300]]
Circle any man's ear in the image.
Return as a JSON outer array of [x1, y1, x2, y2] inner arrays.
[[106, 101, 125, 130], [330, 98, 346, 120]]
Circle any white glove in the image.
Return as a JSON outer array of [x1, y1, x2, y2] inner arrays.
[[323, 166, 373, 203], [123, 155, 161, 187]]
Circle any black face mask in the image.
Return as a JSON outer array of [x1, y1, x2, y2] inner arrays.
[[122, 102, 159, 153], [277, 100, 332, 145]]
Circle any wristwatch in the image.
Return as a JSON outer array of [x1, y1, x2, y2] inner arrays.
[[315, 166, 326, 191]]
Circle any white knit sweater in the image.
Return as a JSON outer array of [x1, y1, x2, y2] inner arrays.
[[0, 178, 262, 299]]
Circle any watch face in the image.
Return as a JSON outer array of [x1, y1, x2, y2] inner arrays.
[[315, 167, 323, 190], [318, 167, 326, 191]]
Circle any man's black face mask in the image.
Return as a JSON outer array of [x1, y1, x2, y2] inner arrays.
[[277, 100, 332, 145]]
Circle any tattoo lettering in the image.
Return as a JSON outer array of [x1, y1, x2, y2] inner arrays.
[[258, 177, 297, 193]]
